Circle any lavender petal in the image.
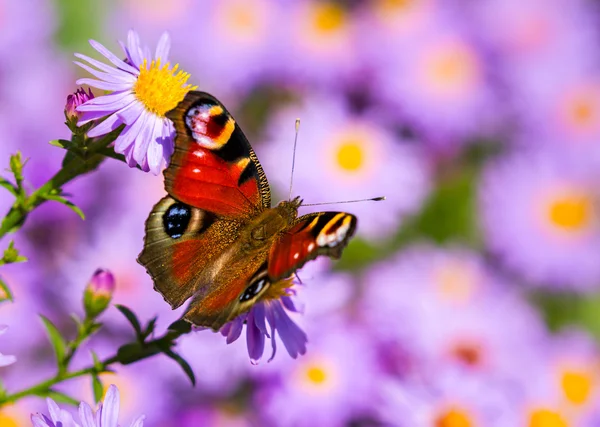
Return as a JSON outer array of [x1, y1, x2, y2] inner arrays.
[[100, 385, 120, 427], [74, 53, 135, 77], [154, 32, 171, 62], [89, 39, 139, 75], [246, 309, 266, 364], [75, 78, 133, 92], [74, 62, 136, 85]]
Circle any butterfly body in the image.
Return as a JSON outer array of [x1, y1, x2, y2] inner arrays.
[[138, 92, 357, 331]]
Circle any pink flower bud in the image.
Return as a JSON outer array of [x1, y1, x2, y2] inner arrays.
[[65, 88, 94, 121], [83, 268, 115, 318]]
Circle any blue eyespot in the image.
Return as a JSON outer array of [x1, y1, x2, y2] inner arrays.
[[163, 203, 191, 239]]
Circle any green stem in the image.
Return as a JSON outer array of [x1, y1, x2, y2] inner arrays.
[[0, 324, 191, 406], [0, 129, 124, 240]]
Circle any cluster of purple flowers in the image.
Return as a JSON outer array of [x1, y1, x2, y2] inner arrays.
[[2, 0, 600, 426]]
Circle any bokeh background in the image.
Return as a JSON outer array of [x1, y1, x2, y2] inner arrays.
[[2, 0, 600, 425]]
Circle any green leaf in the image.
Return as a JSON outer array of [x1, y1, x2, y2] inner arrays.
[[91, 350, 103, 372], [41, 194, 85, 220], [91, 374, 104, 404], [0, 178, 17, 196], [142, 317, 158, 340], [40, 315, 67, 369], [114, 305, 143, 341], [167, 319, 192, 335], [43, 389, 80, 406], [2, 240, 27, 265], [0, 277, 14, 303], [49, 139, 73, 149], [9, 152, 24, 186], [163, 350, 196, 386]]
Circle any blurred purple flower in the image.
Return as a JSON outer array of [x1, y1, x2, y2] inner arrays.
[[479, 150, 600, 289], [372, 10, 502, 149], [260, 94, 430, 239], [74, 30, 197, 174], [219, 283, 307, 364], [0, 325, 16, 367], [380, 368, 520, 426], [65, 88, 94, 122], [31, 384, 144, 427], [362, 245, 547, 380], [256, 322, 382, 427]]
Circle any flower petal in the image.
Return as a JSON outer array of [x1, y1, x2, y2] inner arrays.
[[30, 414, 52, 427], [246, 309, 266, 364], [78, 90, 132, 108], [78, 402, 96, 427], [272, 302, 307, 358], [154, 32, 171, 62], [86, 113, 123, 137], [115, 109, 150, 154], [126, 30, 145, 69], [129, 415, 146, 427], [252, 303, 270, 338], [47, 398, 62, 422], [133, 113, 157, 166], [74, 53, 135, 77], [100, 384, 120, 427], [0, 353, 16, 367], [116, 101, 145, 126], [75, 78, 133, 92], [226, 316, 244, 344], [74, 61, 136, 85], [89, 39, 139, 74]]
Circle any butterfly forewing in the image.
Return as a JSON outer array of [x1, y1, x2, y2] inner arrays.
[[164, 91, 271, 218]]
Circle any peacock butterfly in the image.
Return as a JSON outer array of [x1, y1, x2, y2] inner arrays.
[[137, 91, 357, 331]]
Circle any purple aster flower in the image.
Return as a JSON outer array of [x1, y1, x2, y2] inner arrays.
[[218, 281, 307, 364], [380, 368, 521, 426], [255, 321, 382, 427], [260, 93, 431, 239], [479, 149, 600, 289], [361, 245, 547, 381], [31, 384, 145, 427], [74, 30, 197, 174], [371, 8, 503, 149], [0, 325, 16, 367]]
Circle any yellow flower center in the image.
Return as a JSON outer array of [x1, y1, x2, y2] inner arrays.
[[435, 408, 473, 427], [0, 414, 19, 427], [425, 42, 479, 96], [529, 409, 569, 427], [133, 58, 197, 117], [379, 0, 415, 12], [547, 195, 592, 232], [306, 366, 328, 384], [435, 262, 477, 304], [567, 95, 598, 129], [336, 141, 364, 172], [312, 3, 346, 34], [561, 370, 593, 405]]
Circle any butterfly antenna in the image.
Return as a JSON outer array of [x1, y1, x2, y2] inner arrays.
[[288, 118, 301, 202], [302, 196, 386, 207]]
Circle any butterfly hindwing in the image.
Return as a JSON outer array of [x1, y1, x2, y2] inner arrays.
[[138, 196, 245, 310], [267, 212, 357, 281], [164, 91, 271, 218]]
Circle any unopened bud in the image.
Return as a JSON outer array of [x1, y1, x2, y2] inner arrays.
[[83, 269, 115, 319], [65, 88, 94, 130]]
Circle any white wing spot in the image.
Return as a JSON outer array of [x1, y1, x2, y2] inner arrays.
[[293, 253, 300, 260], [307, 243, 315, 251]]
